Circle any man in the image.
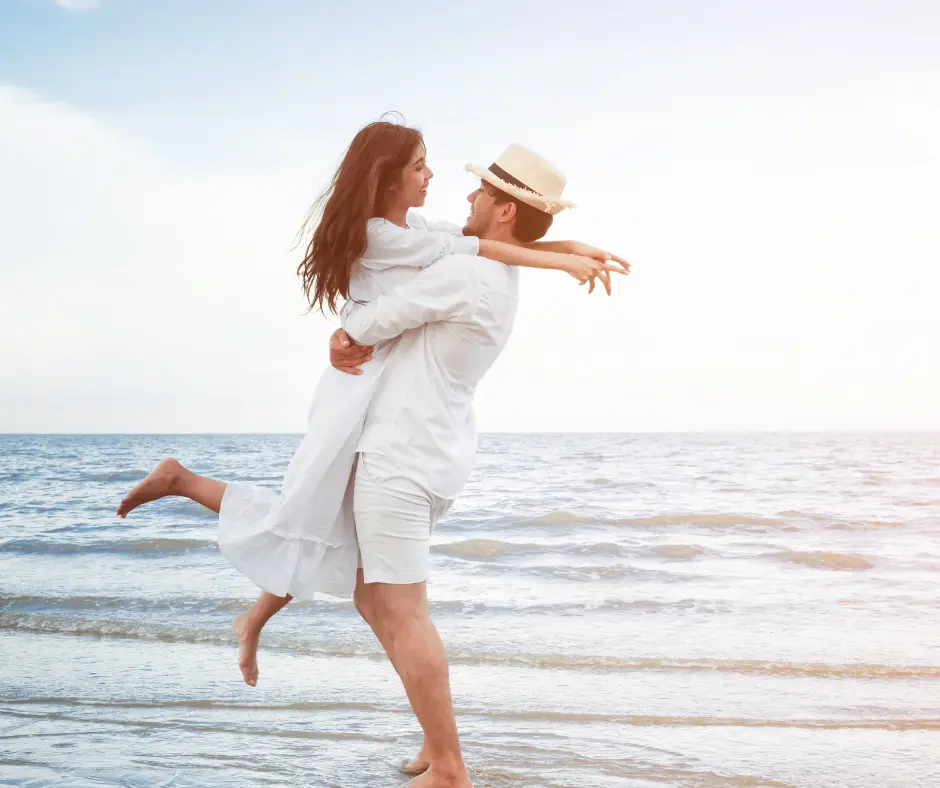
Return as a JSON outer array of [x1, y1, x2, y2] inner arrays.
[[328, 145, 625, 788], [115, 144, 627, 787]]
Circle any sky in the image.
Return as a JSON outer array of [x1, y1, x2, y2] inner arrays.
[[1, 0, 938, 433]]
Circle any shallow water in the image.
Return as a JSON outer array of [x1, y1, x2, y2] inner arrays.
[[1, 433, 939, 786]]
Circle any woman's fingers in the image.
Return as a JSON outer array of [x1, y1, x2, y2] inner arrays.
[[609, 254, 630, 274], [598, 269, 612, 295]]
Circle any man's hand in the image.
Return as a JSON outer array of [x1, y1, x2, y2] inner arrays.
[[329, 329, 373, 375]]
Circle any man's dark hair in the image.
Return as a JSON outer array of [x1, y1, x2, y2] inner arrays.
[[488, 186, 554, 243]]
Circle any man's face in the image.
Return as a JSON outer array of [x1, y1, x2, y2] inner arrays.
[[462, 181, 505, 239]]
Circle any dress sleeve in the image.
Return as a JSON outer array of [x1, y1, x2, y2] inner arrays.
[[342, 260, 480, 346], [406, 210, 466, 238], [422, 219, 467, 237], [362, 218, 479, 272]]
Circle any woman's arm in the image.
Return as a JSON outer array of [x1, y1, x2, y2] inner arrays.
[[524, 240, 576, 253], [367, 216, 629, 294], [527, 240, 630, 272], [362, 218, 479, 272], [477, 239, 628, 295]]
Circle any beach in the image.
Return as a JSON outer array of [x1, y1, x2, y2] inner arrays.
[[1, 432, 939, 787]]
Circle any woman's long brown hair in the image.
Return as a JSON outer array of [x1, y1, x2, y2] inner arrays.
[[297, 119, 424, 315]]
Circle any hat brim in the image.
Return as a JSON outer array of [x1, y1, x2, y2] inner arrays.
[[465, 164, 576, 216]]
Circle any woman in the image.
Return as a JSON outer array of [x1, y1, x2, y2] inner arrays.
[[116, 120, 628, 690]]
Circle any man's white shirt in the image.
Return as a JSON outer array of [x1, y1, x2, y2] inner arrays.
[[217, 229, 516, 599], [343, 254, 520, 499]]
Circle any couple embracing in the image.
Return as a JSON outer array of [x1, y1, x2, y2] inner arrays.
[[117, 118, 628, 787]]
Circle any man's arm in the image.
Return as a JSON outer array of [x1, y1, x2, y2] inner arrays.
[[329, 330, 372, 375], [342, 261, 479, 347]]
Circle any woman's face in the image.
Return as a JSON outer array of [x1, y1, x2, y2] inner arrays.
[[390, 144, 433, 209]]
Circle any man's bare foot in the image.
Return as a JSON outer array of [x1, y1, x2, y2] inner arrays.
[[233, 611, 260, 687], [116, 458, 184, 518], [406, 763, 472, 788], [399, 744, 431, 776]]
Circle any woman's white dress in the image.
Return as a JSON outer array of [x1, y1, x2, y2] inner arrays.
[[216, 213, 479, 599]]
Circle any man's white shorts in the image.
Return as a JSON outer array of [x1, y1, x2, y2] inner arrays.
[[353, 452, 453, 585]]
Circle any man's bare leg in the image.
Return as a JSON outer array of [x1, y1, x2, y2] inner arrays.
[[116, 457, 225, 517], [369, 582, 471, 788], [233, 591, 292, 686], [353, 571, 431, 776]]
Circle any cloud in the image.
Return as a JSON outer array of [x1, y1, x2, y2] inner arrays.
[[0, 85, 333, 433], [55, 0, 101, 11], [1, 80, 938, 433]]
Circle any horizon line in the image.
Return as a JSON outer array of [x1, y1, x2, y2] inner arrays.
[[2, 430, 938, 437]]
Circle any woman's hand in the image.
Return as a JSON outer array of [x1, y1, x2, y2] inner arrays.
[[329, 329, 373, 375], [566, 241, 630, 275], [558, 253, 629, 295], [565, 242, 630, 294]]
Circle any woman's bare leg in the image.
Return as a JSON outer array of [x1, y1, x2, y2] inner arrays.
[[233, 591, 292, 686], [117, 459, 298, 687], [116, 457, 226, 517], [116, 458, 292, 685]]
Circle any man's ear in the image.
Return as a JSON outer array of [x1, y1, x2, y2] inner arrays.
[[496, 200, 516, 226]]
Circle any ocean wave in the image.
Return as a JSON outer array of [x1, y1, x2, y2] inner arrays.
[[517, 511, 794, 529], [829, 519, 904, 530], [436, 597, 729, 615], [0, 593, 706, 619], [618, 513, 787, 528], [432, 539, 538, 559], [518, 511, 596, 526], [0, 593, 252, 614], [419, 556, 644, 583], [654, 544, 706, 559], [0, 613, 370, 655], [13, 696, 936, 734], [7, 696, 938, 734], [778, 511, 904, 530], [0, 537, 216, 556], [574, 542, 625, 556], [432, 538, 625, 560], [488, 564, 638, 583], [6, 613, 935, 679], [81, 470, 152, 483], [0, 703, 397, 743], [773, 551, 875, 571]]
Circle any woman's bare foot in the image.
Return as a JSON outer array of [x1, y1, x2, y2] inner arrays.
[[116, 458, 184, 518], [233, 610, 260, 687]]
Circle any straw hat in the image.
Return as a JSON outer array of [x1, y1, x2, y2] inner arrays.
[[465, 143, 576, 216]]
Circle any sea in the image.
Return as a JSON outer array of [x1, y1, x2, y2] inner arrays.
[[1, 433, 938, 787]]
